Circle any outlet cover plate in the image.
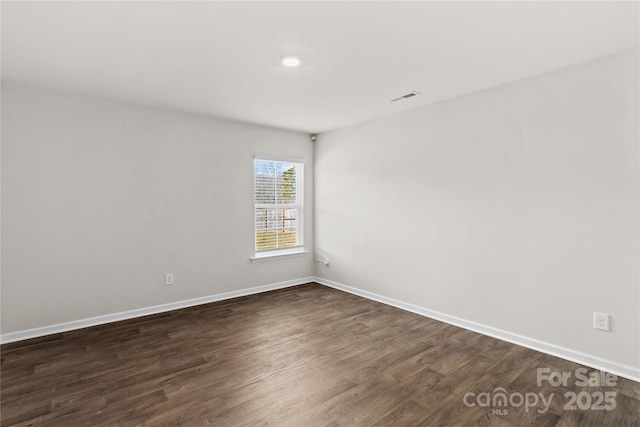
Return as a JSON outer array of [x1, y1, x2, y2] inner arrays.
[[594, 312, 610, 332]]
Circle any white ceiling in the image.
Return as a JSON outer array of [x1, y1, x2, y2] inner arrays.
[[2, 1, 638, 134]]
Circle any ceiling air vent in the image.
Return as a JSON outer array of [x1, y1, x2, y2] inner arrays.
[[391, 91, 422, 103]]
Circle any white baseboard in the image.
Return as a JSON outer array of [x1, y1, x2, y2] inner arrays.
[[3, 275, 638, 383], [0, 276, 315, 345], [314, 277, 640, 383]]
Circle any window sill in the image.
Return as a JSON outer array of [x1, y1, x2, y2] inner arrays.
[[250, 250, 309, 263]]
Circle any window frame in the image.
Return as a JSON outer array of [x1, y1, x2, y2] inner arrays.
[[251, 155, 307, 261]]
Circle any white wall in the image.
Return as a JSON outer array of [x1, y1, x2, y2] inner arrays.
[[315, 49, 639, 369], [1, 82, 314, 334]]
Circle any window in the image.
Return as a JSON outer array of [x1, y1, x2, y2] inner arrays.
[[254, 157, 304, 257]]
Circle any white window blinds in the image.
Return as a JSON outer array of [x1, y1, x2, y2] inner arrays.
[[254, 159, 304, 252]]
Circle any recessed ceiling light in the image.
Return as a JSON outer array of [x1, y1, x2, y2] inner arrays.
[[281, 55, 302, 67]]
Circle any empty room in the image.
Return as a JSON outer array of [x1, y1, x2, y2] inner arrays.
[[1, 1, 639, 426]]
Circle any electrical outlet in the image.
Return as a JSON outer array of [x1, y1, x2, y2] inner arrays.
[[165, 273, 174, 286], [594, 312, 610, 332]]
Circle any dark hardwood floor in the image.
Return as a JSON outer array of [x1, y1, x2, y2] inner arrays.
[[1, 283, 639, 426]]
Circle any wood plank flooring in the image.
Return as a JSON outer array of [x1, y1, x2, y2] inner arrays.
[[1, 283, 639, 426]]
